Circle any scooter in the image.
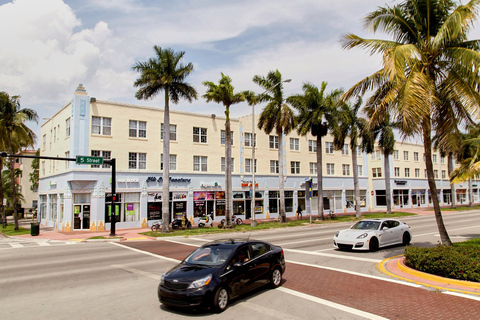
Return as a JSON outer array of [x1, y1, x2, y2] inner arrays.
[[171, 217, 192, 229], [198, 214, 213, 228], [219, 215, 243, 228]]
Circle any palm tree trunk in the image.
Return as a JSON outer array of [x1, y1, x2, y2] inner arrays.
[[225, 109, 233, 228], [469, 178, 473, 207], [278, 130, 286, 223], [162, 90, 170, 233], [351, 145, 361, 218], [6, 133, 18, 230], [384, 150, 392, 214], [316, 135, 324, 220], [0, 157, 5, 225], [448, 153, 456, 208], [423, 122, 452, 245]]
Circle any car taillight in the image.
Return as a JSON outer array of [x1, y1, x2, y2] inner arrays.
[[281, 249, 284, 256]]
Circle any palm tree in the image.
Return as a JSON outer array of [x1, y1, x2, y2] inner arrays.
[[133, 46, 198, 233], [364, 92, 396, 214], [333, 97, 373, 218], [254, 70, 296, 223], [0, 92, 38, 230], [203, 73, 247, 228], [287, 82, 342, 220], [341, 0, 480, 245]]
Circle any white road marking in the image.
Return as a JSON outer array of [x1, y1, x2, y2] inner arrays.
[[9, 243, 23, 248], [111, 264, 162, 281], [109, 242, 180, 263], [277, 287, 389, 320], [37, 242, 51, 246], [285, 248, 382, 263], [443, 290, 480, 301], [414, 225, 480, 238]]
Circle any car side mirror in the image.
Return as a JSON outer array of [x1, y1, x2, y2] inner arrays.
[[382, 227, 388, 231], [233, 262, 243, 268]]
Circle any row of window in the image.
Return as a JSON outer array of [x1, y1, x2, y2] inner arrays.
[[372, 167, 447, 179], [371, 150, 446, 164]]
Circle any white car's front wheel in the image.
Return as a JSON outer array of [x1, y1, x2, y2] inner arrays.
[[369, 237, 379, 252]]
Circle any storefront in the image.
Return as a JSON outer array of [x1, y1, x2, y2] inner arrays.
[[411, 189, 426, 206], [147, 191, 187, 222]]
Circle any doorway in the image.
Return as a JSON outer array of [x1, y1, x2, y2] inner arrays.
[[73, 204, 90, 230]]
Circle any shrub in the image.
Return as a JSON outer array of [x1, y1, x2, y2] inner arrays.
[[404, 245, 480, 282]]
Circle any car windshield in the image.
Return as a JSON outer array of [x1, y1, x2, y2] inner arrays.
[[184, 246, 234, 266], [351, 221, 381, 230]]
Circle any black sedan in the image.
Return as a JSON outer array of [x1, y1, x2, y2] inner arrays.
[[158, 238, 286, 312]]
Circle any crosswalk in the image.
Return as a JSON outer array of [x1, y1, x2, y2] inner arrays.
[[0, 238, 80, 249]]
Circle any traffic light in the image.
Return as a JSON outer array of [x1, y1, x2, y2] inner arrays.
[[112, 194, 117, 202]]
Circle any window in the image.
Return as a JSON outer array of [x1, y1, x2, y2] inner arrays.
[[342, 164, 350, 176], [193, 156, 208, 172], [394, 167, 400, 177], [66, 118, 71, 137], [65, 151, 70, 169], [425, 169, 427, 177], [290, 138, 299, 151], [221, 157, 234, 172], [53, 127, 56, 143], [245, 133, 256, 147], [326, 142, 334, 154], [221, 130, 234, 145], [161, 124, 177, 141], [42, 161, 45, 176], [269, 135, 279, 149], [161, 154, 177, 171], [393, 150, 399, 160], [129, 120, 147, 138], [434, 170, 438, 179], [442, 170, 446, 179], [326, 163, 335, 175], [310, 162, 317, 174], [92, 116, 111, 135], [43, 134, 46, 150], [433, 154, 437, 163], [342, 144, 349, 155], [371, 150, 381, 160], [404, 151, 409, 161], [193, 127, 207, 143], [50, 130, 52, 150], [270, 160, 279, 173], [309, 140, 316, 152], [372, 167, 382, 177], [245, 159, 257, 173], [291, 161, 300, 174], [415, 168, 420, 177], [356, 145, 362, 156], [357, 165, 363, 176], [405, 168, 410, 177], [91, 150, 111, 168], [129, 152, 146, 169], [441, 156, 445, 164], [414, 152, 419, 161]]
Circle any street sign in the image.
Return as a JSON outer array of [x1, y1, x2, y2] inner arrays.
[[76, 155, 103, 165]]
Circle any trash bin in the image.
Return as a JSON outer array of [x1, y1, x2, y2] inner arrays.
[[30, 223, 40, 236]]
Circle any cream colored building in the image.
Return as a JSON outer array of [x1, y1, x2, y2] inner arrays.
[[14, 149, 38, 215]]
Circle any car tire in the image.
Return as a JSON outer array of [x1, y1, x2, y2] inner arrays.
[[369, 237, 379, 252], [402, 232, 411, 246], [270, 267, 282, 288], [213, 287, 229, 313]]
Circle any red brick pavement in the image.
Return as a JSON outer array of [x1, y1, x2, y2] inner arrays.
[[121, 240, 480, 320]]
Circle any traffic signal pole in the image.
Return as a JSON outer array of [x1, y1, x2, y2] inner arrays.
[[109, 158, 116, 237]]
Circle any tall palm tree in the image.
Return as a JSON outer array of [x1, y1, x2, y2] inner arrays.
[[0, 92, 38, 230], [203, 73, 247, 228], [341, 0, 480, 245], [287, 82, 342, 220], [364, 91, 396, 214], [254, 70, 296, 223], [133, 46, 198, 233], [333, 97, 373, 218]]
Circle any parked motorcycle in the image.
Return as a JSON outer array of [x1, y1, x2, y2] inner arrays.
[[198, 214, 213, 228], [218, 215, 243, 228], [171, 217, 192, 230]]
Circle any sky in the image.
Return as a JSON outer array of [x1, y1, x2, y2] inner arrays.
[[2, 0, 480, 146]]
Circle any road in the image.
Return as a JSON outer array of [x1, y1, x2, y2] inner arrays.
[[1, 211, 479, 319]]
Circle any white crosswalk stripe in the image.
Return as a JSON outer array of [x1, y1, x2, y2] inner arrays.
[[0, 239, 80, 249]]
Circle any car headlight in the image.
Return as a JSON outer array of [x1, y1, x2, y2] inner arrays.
[[188, 274, 212, 289], [160, 273, 165, 285], [335, 231, 339, 237], [356, 233, 368, 239]]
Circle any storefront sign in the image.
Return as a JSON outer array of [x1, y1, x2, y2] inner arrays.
[[394, 180, 407, 185], [200, 182, 221, 188], [146, 177, 191, 183], [117, 179, 139, 183]]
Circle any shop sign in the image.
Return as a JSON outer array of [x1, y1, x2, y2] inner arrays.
[[394, 180, 407, 185], [241, 182, 258, 187], [117, 179, 139, 183], [200, 182, 221, 188], [146, 176, 191, 183]]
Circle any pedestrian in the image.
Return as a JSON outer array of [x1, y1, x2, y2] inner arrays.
[[296, 205, 302, 219]]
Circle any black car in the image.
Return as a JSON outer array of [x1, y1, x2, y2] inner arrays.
[[158, 238, 286, 312]]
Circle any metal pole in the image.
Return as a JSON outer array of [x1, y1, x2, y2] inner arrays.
[[110, 158, 116, 237], [251, 105, 257, 227]]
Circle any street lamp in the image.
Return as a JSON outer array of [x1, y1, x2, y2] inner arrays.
[[251, 78, 291, 227]]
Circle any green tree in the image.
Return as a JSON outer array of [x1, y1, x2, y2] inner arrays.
[[0, 92, 38, 229], [2, 169, 25, 207], [133, 46, 198, 233], [254, 70, 296, 223], [333, 97, 373, 218], [203, 73, 248, 228], [29, 149, 40, 193], [287, 82, 342, 220], [341, 0, 480, 245]]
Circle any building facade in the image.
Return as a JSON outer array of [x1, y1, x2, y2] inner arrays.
[[37, 85, 475, 232]]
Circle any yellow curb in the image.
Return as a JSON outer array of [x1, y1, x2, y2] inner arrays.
[[69, 239, 85, 242], [125, 237, 148, 241], [377, 255, 480, 296], [397, 257, 480, 290]]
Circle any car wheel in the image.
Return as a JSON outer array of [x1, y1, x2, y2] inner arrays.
[[402, 232, 411, 246], [270, 267, 282, 288], [213, 287, 229, 313], [369, 237, 379, 252]]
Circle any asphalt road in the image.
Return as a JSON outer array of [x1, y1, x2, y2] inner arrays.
[[1, 211, 479, 319]]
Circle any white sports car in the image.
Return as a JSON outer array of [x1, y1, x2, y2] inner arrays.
[[333, 218, 412, 251]]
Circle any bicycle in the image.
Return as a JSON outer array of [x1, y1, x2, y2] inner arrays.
[[151, 220, 163, 232]]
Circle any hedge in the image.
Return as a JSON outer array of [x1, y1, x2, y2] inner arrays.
[[404, 245, 480, 282]]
